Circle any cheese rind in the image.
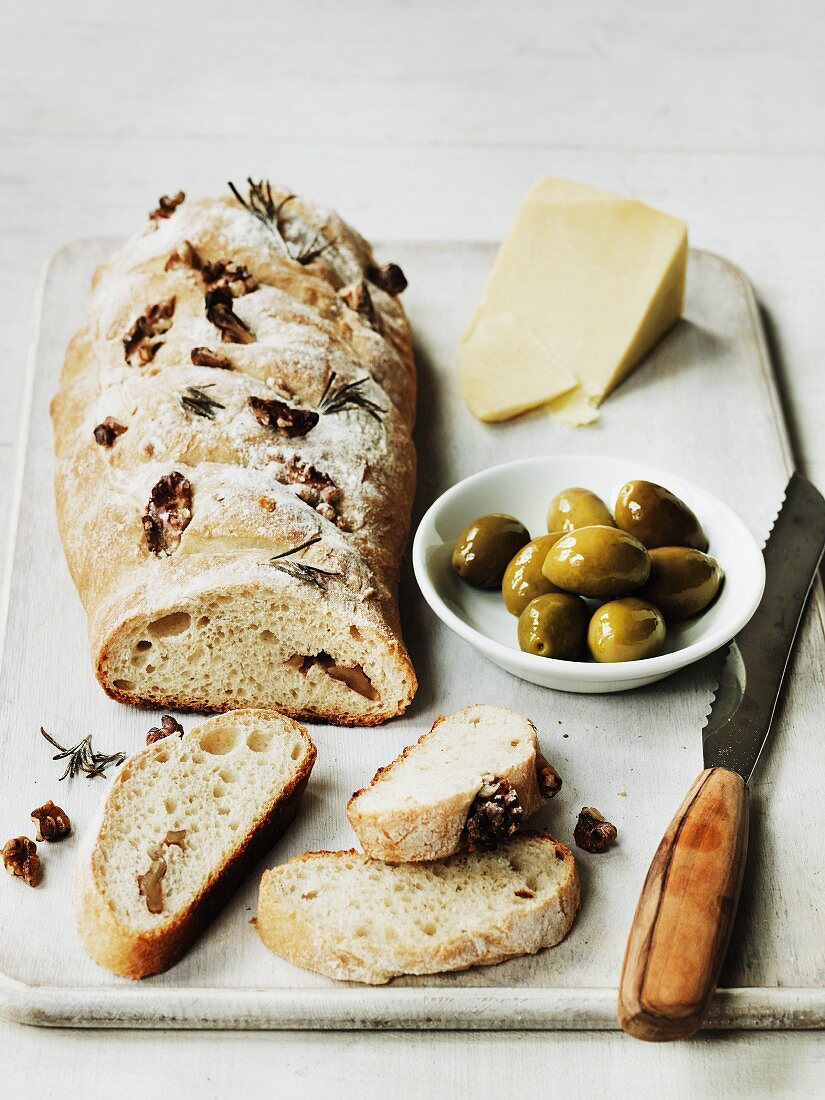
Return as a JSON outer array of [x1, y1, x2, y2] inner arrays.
[[458, 178, 688, 424]]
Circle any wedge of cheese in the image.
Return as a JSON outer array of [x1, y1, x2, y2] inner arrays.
[[458, 178, 687, 424]]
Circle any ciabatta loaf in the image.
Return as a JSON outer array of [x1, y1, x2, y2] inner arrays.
[[257, 834, 579, 984], [347, 705, 561, 861], [76, 709, 315, 979], [51, 183, 417, 724]]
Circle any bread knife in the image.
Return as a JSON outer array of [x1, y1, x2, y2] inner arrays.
[[617, 472, 825, 1042]]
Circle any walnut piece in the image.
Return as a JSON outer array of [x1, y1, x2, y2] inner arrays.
[[248, 396, 319, 438], [165, 239, 202, 271], [142, 472, 193, 556], [137, 857, 167, 914], [202, 259, 257, 297], [574, 807, 618, 854], [465, 776, 523, 852], [339, 280, 381, 329], [123, 298, 176, 366], [2, 837, 41, 886], [93, 417, 127, 448], [273, 453, 345, 527], [30, 801, 72, 842], [146, 714, 184, 744], [205, 287, 255, 344], [149, 192, 185, 224], [366, 262, 407, 296], [537, 754, 562, 798], [190, 346, 233, 369]]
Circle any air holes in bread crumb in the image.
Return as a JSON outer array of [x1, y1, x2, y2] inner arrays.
[[113, 679, 135, 692], [199, 725, 240, 755], [218, 768, 236, 784], [290, 743, 302, 760], [136, 639, 152, 652], [164, 797, 177, 813], [246, 730, 272, 753], [148, 611, 192, 638], [349, 625, 362, 641], [259, 629, 276, 643], [197, 616, 210, 628]]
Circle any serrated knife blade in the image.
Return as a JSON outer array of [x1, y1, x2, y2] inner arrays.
[[619, 471, 825, 1042], [702, 472, 825, 781]]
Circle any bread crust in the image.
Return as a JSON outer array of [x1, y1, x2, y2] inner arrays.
[[76, 709, 316, 979], [257, 833, 580, 984], [52, 189, 417, 724]]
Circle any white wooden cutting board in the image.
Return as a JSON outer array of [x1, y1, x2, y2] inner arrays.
[[0, 240, 822, 1030]]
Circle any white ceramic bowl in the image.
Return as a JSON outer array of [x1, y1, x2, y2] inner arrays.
[[412, 455, 765, 693]]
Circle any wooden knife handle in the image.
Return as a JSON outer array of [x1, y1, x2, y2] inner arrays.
[[617, 767, 749, 1042]]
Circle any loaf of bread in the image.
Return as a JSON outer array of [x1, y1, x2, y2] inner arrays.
[[76, 709, 316, 979], [51, 183, 417, 724], [347, 705, 562, 861], [257, 834, 579, 984]]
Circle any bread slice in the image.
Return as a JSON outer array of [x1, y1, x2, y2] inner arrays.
[[257, 833, 579, 984], [347, 704, 560, 861], [76, 709, 315, 979]]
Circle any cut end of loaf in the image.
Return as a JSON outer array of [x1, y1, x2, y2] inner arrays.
[[95, 581, 417, 726], [257, 833, 580, 984]]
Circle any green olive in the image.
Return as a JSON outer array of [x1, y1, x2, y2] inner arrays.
[[547, 487, 616, 533], [614, 480, 708, 551], [588, 598, 666, 663], [638, 547, 724, 621], [517, 593, 589, 660], [541, 525, 650, 598], [502, 534, 565, 615], [451, 514, 530, 588]]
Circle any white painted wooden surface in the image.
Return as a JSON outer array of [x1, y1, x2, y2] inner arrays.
[[4, 0, 825, 1093], [2, 240, 823, 1032]]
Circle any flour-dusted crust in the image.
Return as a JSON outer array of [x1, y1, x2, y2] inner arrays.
[[256, 834, 580, 984], [52, 187, 417, 724], [347, 705, 555, 861], [76, 709, 316, 979]]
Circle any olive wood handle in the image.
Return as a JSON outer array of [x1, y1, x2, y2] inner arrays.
[[617, 767, 749, 1042]]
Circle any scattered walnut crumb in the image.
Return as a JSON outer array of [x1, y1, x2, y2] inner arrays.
[[366, 261, 407, 296], [514, 887, 536, 899], [617, 790, 628, 798], [93, 417, 127, 448], [146, 714, 184, 744], [574, 807, 618, 854], [259, 497, 277, 512], [123, 298, 176, 366], [30, 800, 71, 842], [149, 192, 185, 224], [3, 837, 41, 886]]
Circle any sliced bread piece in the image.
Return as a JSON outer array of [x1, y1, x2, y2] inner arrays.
[[76, 709, 315, 979], [257, 833, 578, 984], [346, 704, 561, 861]]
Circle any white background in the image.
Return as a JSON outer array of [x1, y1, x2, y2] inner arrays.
[[3, 1, 824, 1094]]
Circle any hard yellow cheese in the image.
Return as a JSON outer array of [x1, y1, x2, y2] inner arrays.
[[458, 178, 688, 424]]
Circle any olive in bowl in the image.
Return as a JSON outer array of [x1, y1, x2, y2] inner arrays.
[[517, 593, 589, 660], [638, 546, 724, 622], [547, 487, 616, 533], [615, 480, 708, 551], [588, 597, 666, 663], [541, 525, 650, 598], [502, 533, 564, 615], [451, 514, 530, 588]]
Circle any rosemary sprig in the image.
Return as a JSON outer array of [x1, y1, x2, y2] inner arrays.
[[318, 372, 385, 422], [228, 178, 335, 267], [180, 384, 225, 419], [269, 534, 340, 590], [40, 727, 126, 781]]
